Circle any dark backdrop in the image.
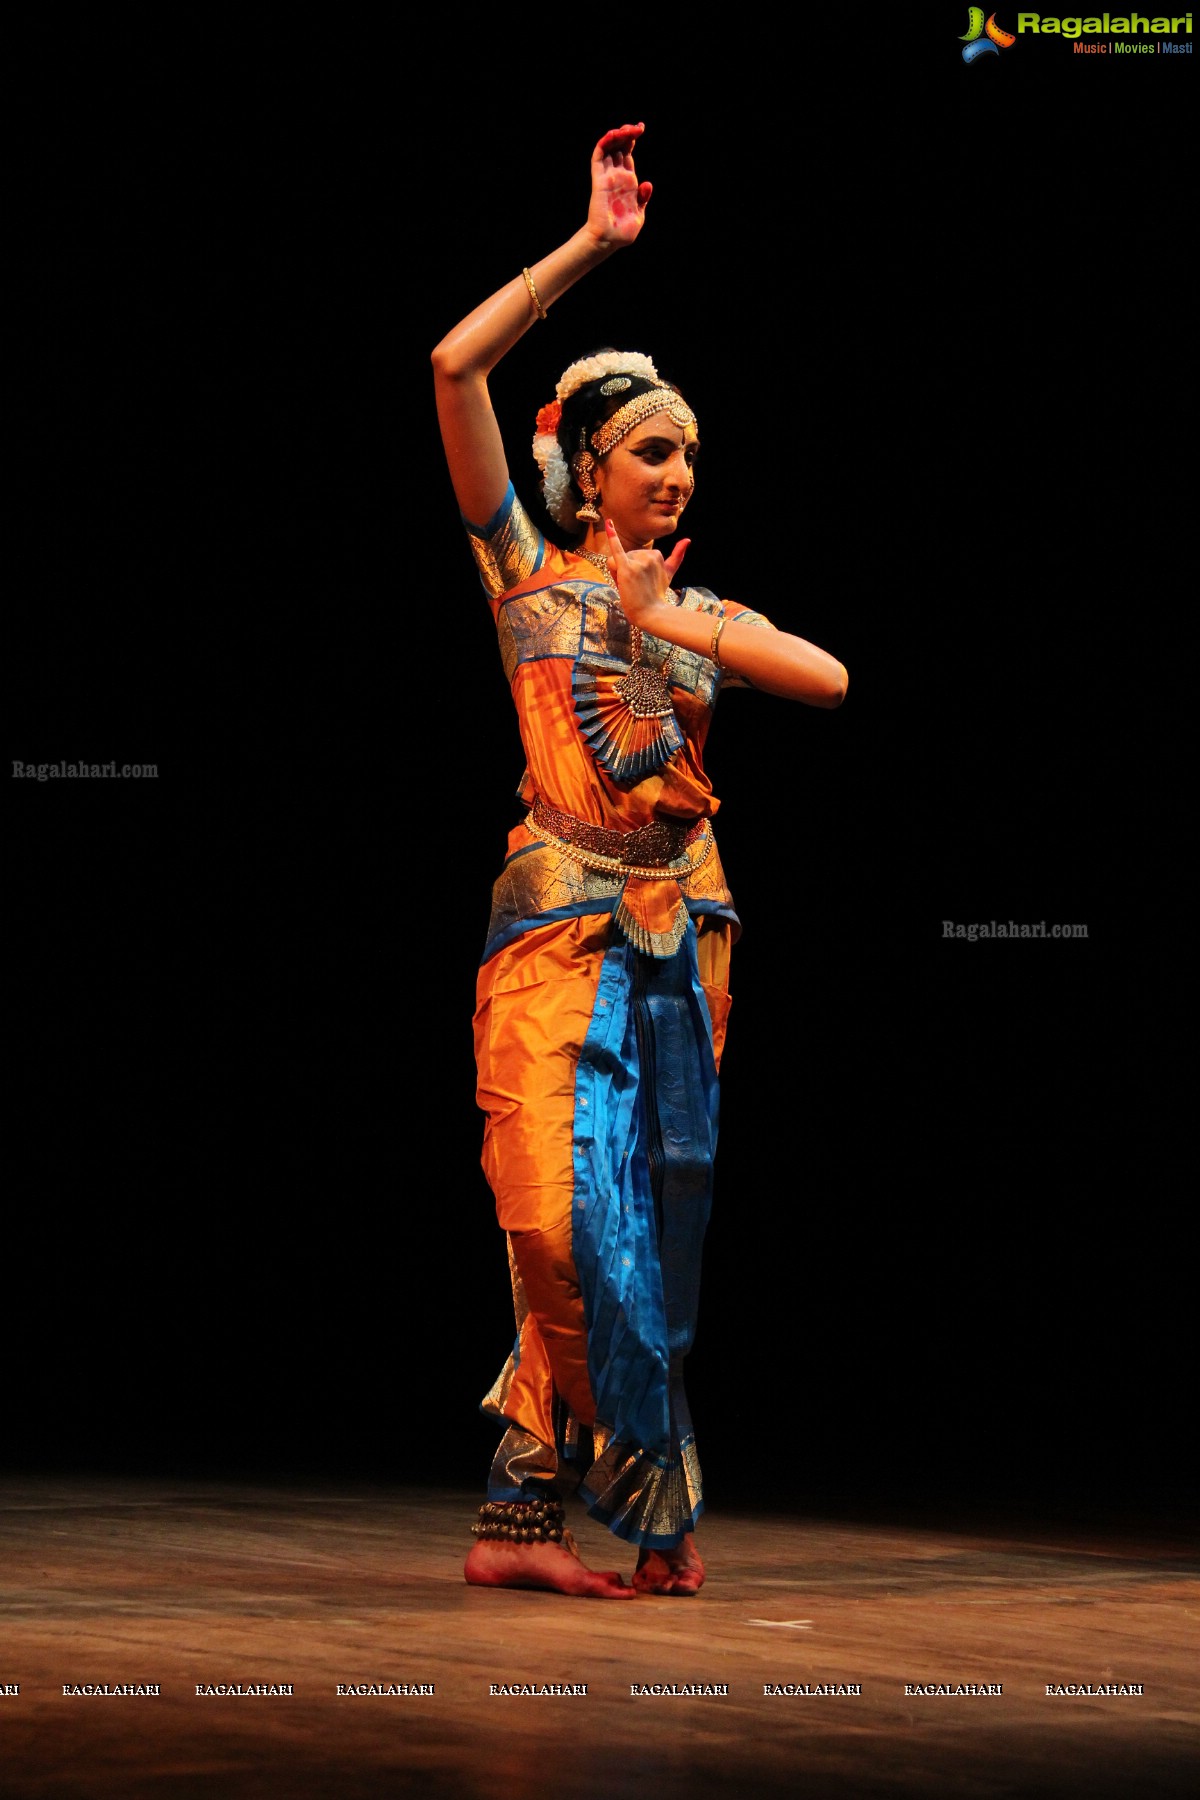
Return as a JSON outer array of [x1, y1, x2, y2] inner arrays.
[[8, 16, 1191, 1533]]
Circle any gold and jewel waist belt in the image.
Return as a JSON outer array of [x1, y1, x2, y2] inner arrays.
[[530, 796, 706, 871]]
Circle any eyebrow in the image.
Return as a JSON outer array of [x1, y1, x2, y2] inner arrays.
[[632, 433, 701, 451]]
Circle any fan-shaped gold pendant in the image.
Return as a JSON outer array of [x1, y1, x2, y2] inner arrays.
[[573, 658, 684, 784]]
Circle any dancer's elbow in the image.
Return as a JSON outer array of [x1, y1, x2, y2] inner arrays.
[[813, 665, 848, 708]]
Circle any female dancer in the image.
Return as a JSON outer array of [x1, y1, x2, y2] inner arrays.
[[433, 124, 847, 1598]]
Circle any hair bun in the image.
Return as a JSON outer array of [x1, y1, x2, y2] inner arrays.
[[555, 351, 658, 402]]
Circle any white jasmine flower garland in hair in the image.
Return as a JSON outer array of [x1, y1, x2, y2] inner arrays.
[[555, 350, 658, 402], [532, 417, 575, 530], [533, 352, 661, 530]]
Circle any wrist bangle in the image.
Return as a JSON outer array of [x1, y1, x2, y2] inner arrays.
[[709, 607, 727, 666], [522, 267, 547, 321]]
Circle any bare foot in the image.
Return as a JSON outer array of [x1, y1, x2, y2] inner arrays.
[[633, 1537, 705, 1596], [465, 1531, 635, 1599]]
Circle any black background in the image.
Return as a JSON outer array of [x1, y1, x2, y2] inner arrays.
[[8, 14, 1191, 1535]]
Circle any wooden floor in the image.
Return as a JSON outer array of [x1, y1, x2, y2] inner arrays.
[[1, 1478, 1196, 1799]]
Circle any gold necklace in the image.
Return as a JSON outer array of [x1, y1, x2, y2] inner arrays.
[[618, 634, 678, 714], [574, 548, 679, 677], [570, 548, 685, 781]]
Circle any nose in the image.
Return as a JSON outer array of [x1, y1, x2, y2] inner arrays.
[[663, 450, 694, 497]]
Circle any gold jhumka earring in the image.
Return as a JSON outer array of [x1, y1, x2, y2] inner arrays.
[[573, 435, 602, 524]]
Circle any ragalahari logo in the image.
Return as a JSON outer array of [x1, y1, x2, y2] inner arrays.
[[960, 8, 1017, 59]]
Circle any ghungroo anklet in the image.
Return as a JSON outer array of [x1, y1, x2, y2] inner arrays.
[[471, 1499, 566, 1544]]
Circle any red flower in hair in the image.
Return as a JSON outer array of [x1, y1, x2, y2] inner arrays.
[[535, 400, 562, 436]]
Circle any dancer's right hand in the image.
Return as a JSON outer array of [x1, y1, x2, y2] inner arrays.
[[585, 123, 652, 250]]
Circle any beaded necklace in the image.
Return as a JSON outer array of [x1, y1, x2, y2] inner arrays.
[[571, 547, 684, 781], [574, 549, 680, 691]]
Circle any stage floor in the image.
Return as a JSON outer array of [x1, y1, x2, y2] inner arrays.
[[0, 1477, 1195, 1798]]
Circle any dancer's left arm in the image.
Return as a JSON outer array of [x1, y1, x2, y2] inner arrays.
[[604, 524, 848, 708]]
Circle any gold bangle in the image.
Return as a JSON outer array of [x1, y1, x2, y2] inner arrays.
[[709, 608, 727, 665], [522, 267, 547, 321]]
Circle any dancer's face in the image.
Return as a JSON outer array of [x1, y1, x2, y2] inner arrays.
[[598, 415, 699, 548]]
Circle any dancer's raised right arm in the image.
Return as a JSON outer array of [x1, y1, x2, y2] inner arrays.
[[431, 124, 652, 527]]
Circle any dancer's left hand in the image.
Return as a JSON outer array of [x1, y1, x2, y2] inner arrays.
[[604, 520, 689, 630]]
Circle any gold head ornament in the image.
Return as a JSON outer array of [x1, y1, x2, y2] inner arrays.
[[590, 387, 697, 458]]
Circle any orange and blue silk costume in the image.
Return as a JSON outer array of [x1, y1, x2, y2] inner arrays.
[[468, 484, 772, 1548]]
